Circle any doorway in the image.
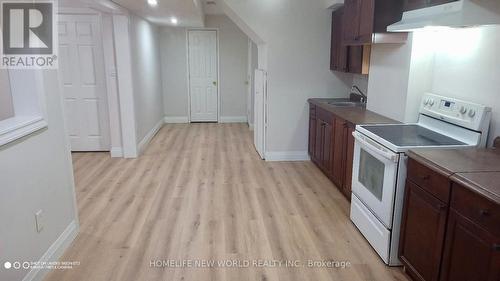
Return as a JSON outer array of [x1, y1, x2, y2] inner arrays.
[[59, 14, 111, 151], [187, 30, 219, 122]]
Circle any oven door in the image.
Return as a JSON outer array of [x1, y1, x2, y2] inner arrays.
[[351, 131, 399, 229]]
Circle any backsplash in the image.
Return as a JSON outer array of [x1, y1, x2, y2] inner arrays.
[[352, 74, 369, 96]]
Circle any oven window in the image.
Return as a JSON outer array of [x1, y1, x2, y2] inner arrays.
[[358, 149, 385, 201]]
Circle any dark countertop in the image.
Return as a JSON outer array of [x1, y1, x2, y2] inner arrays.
[[407, 148, 500, 175], [308, 98, 398, 125], [408, 148, 500, 205]]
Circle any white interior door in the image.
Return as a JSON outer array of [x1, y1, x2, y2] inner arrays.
[[254, 69, 266, 159], [188, 30, 218, 122], [59, 14, 110, 151]]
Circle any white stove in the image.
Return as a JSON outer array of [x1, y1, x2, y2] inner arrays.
[[350, 93, 492, 266]]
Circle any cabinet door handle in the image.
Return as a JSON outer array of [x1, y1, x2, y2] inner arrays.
[[479, 209, 490, 216], [419, 175, 431, 181], [493, 244, 500, 251], [438, 204, 447, 210]]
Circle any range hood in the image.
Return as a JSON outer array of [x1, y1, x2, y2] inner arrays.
[[388, 0, 500, 32]]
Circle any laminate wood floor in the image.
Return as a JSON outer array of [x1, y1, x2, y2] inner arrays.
[[44, 123, 409, 281]]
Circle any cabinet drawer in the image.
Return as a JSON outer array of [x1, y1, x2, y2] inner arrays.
[[317, 107, 333, 125], [451, 183, 500, 236], [407, 158, 451, 203]]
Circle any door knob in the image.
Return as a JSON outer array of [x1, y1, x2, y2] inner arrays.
[[213, 81, 217, 86]]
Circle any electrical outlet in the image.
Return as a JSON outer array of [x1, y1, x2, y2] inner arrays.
[[35, 210, 44, 233]]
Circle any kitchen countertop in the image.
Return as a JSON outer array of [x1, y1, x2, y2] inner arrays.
[[407, 148, 500, 176], [308, 98, 398, 125], [408, 148, 500, 205]]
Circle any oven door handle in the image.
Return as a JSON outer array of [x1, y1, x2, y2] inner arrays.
[[353, 131, 399, 163]]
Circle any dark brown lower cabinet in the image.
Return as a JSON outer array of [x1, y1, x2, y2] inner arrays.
[[332, 118, 346, 187], [321, 120, 333, 172], [440, 210, 500, 281], [399, 181, 448, 281], [401, 158, 500, 281], [309, 105, 316, 157], [309, 105, 334, 177], [308, 104, 355, 201]]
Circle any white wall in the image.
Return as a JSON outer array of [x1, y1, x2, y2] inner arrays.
[[248, 40, 258, 126], [366, 40, 413, 122], [367, 26, 499, 147], [0, 71, 78, 281], [160, 15, 250, 121], [352, 74, 368, 95], [219, 0, 352, 156], [430, 26, 500, 147], [160, 27, 189, 119], [206, 15, 249, 120], [101, 14, 123, 157], [129, 15, 164, 143], [0, 69, 14, 120]]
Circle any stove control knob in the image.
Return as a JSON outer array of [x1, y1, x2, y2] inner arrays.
[[423, 99, 429, 106], [460, 106, 467, 114], [429, 99, 435, 106], [468, 109, 476, 118]]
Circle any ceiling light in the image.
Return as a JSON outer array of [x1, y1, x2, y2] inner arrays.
[[147, 0, 158, 7], [170, 17, 178, 25]]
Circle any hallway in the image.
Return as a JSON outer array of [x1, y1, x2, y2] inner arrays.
[[44, 123, 408, 281]]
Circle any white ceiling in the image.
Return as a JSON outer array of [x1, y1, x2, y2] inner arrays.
[[111, 0, 205, 27]]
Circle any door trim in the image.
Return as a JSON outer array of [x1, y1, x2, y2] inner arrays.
[[186, 28, 220, 123]]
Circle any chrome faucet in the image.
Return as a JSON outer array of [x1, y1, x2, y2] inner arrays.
[[351, 85, 367, 103]]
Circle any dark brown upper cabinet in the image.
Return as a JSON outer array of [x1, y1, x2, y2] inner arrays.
[[404, 0, 429, 11], [330, 7, 371, 74], [404, 0, 459, 11], [343, 0, 405, 45], [330, 7, 348, 72]]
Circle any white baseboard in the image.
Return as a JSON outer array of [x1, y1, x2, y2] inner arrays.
[[164, 116, 189, 124], [23, 220, 79, 281], [138, 120, 163, 155], [220, 116, 247, 123], [265, 151, 310, 162], [110, 147, 123, 158]]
